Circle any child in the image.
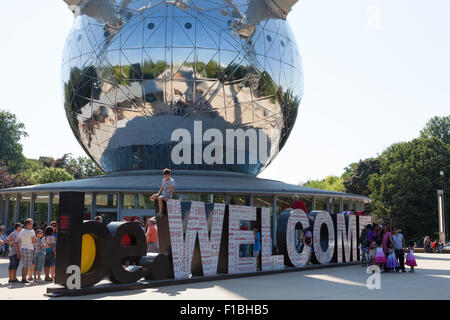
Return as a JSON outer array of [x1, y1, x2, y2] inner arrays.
[[33, 229, 46, 282], [50, 221, 58, 279], [373, 239, 386, 271], [303, 230, 313, 265], [19, 218, 37, 284], [5, 223, 22, 283], [405, 240, 417, 272], [385, 242, 399, 272], [150, 168, 175, 217], [43, 226, 56, 281], [0, 230, 6, 256], [368, 241, 377, 266]]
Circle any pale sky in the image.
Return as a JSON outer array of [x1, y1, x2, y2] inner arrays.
[[0, 0, 449, 185]]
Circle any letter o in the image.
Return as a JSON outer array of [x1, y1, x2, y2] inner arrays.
[[276, 209, 311, 267], [312, 211, 335, 264]]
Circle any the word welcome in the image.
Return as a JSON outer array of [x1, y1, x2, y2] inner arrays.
[[55, 193, 372, 288]]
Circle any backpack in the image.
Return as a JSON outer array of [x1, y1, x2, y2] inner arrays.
[[360, 230, 370, 247]]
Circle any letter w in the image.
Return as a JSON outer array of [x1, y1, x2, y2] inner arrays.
[[167, 200, 225, 279]]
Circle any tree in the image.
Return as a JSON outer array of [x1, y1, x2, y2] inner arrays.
[[341, 162, 358, 180], [64, 155, 104, 179], [28, 167, 75, 185], [420, 115, 450, 145], [21, 153, 103, 181], [304, 175, 345, 192], [368, 137, 450, 241], [0, 160, 31, 189], [0, 110, 28, 173], [343, 158, 381, 196]]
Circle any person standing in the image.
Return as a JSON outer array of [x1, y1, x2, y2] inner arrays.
[[392, 227, 406, 272], [43, 226, 56, 281], [5, 223, 22, 283], [360, 224, 371, 267], [18, 218, 37, 284], [291, 195, 308, 213], [423, 236, 431, 253], [380, 223, 394, 271], [374, 239, 387, 272], [151, 169, 175, 217], [33, 229, 46, 282], [371, 224, 381, 242], [49, 221, 58, 279], [405, 241, 418, 272], [1, 225, 8, 257], [381, 223, 394, 255], [145, 217, 159, 253], [253, 226, 261, 270], [0, 229, 6, 256]]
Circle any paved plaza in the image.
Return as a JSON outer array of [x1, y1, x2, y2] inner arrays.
[[0, 253, 449, 300]]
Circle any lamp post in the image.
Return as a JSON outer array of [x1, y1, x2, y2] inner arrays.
[[440, 171, 447, 244]]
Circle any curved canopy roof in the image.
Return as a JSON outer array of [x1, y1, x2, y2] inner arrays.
[[0, 170, 371, 202]]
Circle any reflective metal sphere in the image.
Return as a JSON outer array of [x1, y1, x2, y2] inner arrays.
[[62, 0, 303, 175]]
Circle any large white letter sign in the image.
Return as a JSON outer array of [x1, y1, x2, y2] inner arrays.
[[167, 200, 225, 279], [261, 207, 284, 271], [167, 200, 186, 278], [313, 211, 335, 264], [358, 215, 373, 239], [286, 209, 311, 267], [228, 205, 257, 274], [276, 209, 311, 267], [201, 202, 226, 276], [336, 214, 357, 262]]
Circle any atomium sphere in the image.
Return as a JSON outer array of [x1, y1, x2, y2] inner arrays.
[[62, 0, 303, 175]]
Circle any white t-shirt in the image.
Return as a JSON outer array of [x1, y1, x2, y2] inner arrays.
[[161, 177, 175, 198], [19, 229, 35, 250]]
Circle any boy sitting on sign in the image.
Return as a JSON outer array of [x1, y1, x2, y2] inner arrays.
[[151, 169, 175, 217]]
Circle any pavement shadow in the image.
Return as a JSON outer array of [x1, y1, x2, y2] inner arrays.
[[152, 281, 216, 297], [51, 288, 148, 300]]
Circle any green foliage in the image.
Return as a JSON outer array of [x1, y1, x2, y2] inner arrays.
[[129, 63, 143, 80], [195, 60, 220, 79], [65, 66, 99, 113], [420, 115, 450, 145], [65, 155, 104, 179], [19, 153, 103, 182], [343, 158, 380, 196], [111, 65, 131, 85], [0, 110, 28, 173], [368, 137, 450, 240], [278, 88, 301, 149], [342, 162, 358, 180], [304, 175, 345, 192], [21, 158, 44, 171], [142, 60, 166, 80], [27, 167, 75, 185]]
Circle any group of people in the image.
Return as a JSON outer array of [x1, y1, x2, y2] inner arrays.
[[0, 219, 58, 284], [360, 222, 417, 272], [423, 236, 445, 254]]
